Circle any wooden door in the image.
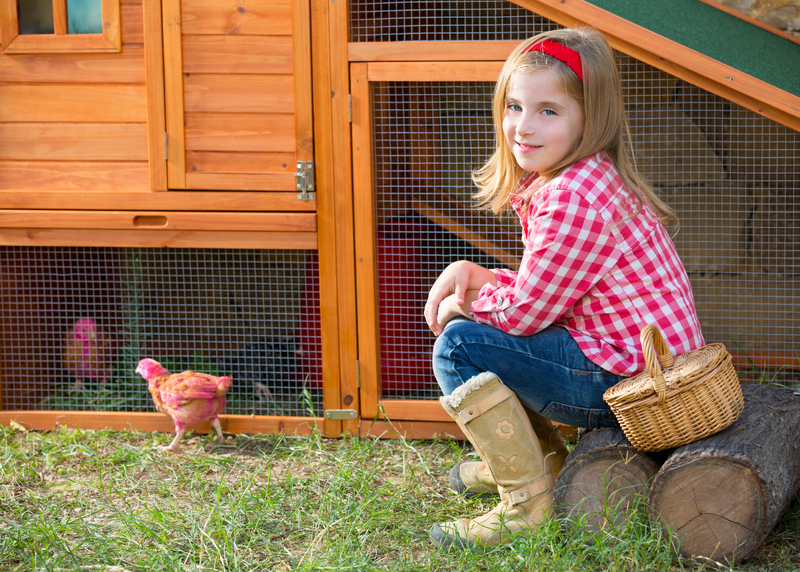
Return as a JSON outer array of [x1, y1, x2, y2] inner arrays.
[[162, 0, 313, 194], [352, 61, 523, 430]]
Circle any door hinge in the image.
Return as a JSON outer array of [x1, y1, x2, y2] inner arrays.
[[324, 409, 357, 420], [356, 359, 361, 389], [348, 94, 352, 123], [164, 132, 168, 160], [295, 161, 314, 201]]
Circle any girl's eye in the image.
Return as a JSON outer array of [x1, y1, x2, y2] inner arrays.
[[542, 109, 557, 116], [508, 103, 522, 112]]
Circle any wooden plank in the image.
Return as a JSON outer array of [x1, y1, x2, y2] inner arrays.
[[2, 33, 119, 54], [0, 0, 17, 51], [0, 124, 148, 161], [0, 229, 317, 248], [377, 399, 450, 422], [162, 0, 186, 188], [0, 191, 316, 210], [53, 0, 69, 35], [185, 172, 295, 190], [310, 0, 343, 437], [0, 85, 147, 122], [365, 61, 503, 82], [0, 161, 149, 191], [349, 40, 519, 62], [180, 0, 292, 35], [186, 151, 295, 174], [350, 63, 380, 420], [328, 0, 358, 435], [121, 2, 144, 44], [292, 0, 313, 163], [182, 35, 293, 74], [360, 419, 463, 440], [184, 113, 294, 152], [103, 0, 123, 50], [183, 74, 294, 113], [0, 410, 323, 435], [143, 0, 168, 191], [514, 0, 800, 133], [0, 210, 316, 231], [0, 47, 146, 83], [730, 351, 800, 372], [411, 189, 522, 269]]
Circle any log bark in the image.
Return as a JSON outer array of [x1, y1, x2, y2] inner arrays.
[[554, 427, 664, 532], [648, 384, 800, 564]]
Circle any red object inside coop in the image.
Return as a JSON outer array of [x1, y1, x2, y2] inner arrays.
[[296, 222, 436, 392]]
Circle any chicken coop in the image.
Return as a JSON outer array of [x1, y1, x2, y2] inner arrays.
[[1, 0, 799, 440]]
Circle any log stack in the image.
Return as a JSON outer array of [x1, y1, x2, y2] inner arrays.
[[648, 384, 800, 563], [555, 384, 800, 563]]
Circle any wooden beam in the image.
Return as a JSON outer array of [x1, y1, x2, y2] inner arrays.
[[349, 40, 519, 62], [0, 191, 316, 211], [0, 229, 317, 249], [162, 0, 186, 188], [0, 410, 323, 435], [0, 210, 317, 231], [143, 0, 168, 190]]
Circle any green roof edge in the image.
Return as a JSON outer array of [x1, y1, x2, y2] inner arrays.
[[585, 0, 800, 98]]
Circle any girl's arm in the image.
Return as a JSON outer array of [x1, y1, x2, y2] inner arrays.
[[425, 260, 497, 336], [434, 289, 482, 331]]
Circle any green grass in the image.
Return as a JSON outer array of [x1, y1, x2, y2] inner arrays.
[[1, 425, 799, 572]]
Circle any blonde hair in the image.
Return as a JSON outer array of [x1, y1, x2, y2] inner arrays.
[[472, 27, 679, 230]]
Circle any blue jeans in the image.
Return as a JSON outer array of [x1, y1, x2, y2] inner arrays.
[[432, 318, 621, 429]]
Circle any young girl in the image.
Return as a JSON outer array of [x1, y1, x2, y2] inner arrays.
[[424, 27, 705, 550]]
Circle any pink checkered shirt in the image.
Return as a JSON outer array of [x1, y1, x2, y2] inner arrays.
[[470, 152, 705, 377]]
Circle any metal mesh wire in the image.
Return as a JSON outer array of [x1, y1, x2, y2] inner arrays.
[[350, 0, 558, 42], [372, 58, 800, 399], [0, 247, 323, 416]]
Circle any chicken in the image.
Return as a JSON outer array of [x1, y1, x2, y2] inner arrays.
[[63, 317, 114, 394], [136, 358, 233, 452]]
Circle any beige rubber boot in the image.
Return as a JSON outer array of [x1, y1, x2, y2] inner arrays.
[[450, 406, 570, 498], [430, 372, 555, 550]]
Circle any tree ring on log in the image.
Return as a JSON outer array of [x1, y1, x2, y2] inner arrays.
[[648, 457, 765, 562]]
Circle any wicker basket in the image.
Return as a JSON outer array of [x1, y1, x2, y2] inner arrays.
[[603, 325, 744, 452]]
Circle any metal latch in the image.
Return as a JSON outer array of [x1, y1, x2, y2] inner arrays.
[[324, 409, 357, 420], [295, 161, 314, 202]]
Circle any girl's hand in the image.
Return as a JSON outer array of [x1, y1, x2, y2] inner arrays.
[[424, 261, 496, 336], [435, 293, 478, 332]]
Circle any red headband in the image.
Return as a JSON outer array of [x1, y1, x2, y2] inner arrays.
[[525, 40, 584, 82]]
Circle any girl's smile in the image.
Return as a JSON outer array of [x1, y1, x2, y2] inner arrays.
[[502, 68, 585, 175]]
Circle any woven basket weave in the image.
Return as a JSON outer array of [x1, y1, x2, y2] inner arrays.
[[603, 325, 744, 452]]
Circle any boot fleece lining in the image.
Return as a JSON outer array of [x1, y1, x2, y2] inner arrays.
[[440, 371, 498, 409]]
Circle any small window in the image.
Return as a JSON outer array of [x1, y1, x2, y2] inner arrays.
[[1, 0, 120, 54]]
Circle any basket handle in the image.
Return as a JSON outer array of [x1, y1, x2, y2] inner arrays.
[[641, 325, 675, 406]]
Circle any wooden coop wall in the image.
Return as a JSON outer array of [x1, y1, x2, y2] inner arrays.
[[0, 0, 151, 195], [0, 0, 350, 437], [348, 0, 800, 435]]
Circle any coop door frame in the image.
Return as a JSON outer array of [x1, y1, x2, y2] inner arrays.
[[161, 0, 313, 194], [351, 61, 505, 425]]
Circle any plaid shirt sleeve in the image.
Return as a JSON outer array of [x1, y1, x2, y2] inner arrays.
[[471, 186, 618, 336]]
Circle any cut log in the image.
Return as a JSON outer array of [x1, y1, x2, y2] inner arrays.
[[554, 428, 664, 532], [648, 384, 800, 564]]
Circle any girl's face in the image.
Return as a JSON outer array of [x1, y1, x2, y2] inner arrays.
[[502, 68, 585, 175]]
